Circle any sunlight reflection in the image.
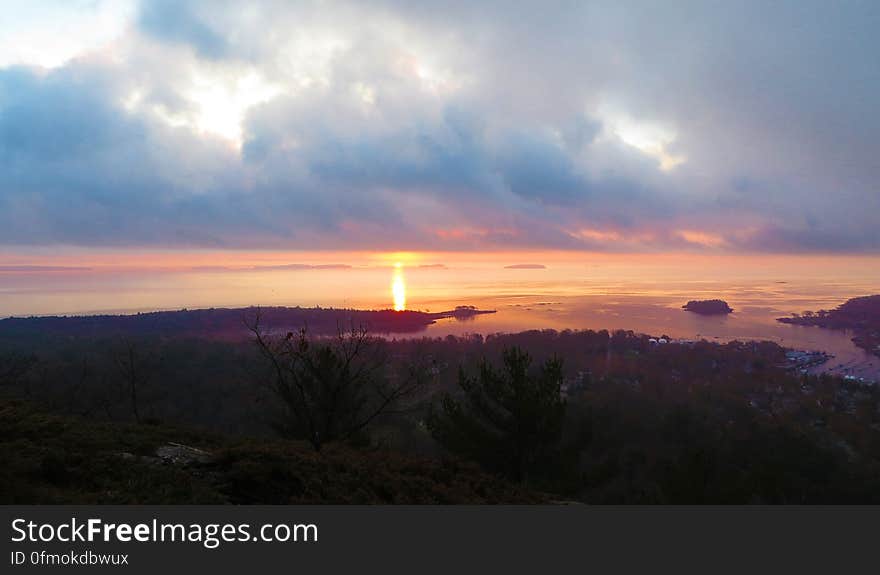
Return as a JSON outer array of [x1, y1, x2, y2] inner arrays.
[[392, 263, 406, 311]]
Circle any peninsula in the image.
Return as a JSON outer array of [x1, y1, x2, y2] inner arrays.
[[777, 295, 880, 358], [0, 305, 497, 341]]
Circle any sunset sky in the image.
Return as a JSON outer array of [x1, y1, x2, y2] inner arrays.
[[1, 1, 879, 265]]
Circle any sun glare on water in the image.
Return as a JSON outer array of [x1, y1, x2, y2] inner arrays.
[[392, 263, 406, 311]]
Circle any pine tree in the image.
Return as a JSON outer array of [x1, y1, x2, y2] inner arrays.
[[428, 347, 565, 483]]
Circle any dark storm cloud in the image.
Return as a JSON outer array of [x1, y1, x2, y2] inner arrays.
[[1, 0, 878, 252]]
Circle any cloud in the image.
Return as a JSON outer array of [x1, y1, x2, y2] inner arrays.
[[1, 1, 878, 253], [251, 264, 352, 270], [138, 0, 229, 59], [0, 265, 91, 272]]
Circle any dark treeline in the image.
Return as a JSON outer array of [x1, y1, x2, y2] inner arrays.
[[0, 306, 440, 341], [0, 305, 498, 343], [3, 323, 880, 503]]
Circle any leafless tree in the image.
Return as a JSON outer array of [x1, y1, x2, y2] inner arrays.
[[247, 310, 430, 451], [113, 340, 152, 423]]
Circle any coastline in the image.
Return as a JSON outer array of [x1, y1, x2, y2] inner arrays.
[[3, 302, 876, 382]]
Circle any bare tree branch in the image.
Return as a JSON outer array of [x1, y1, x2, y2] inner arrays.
[[247, 311, 430, 451]]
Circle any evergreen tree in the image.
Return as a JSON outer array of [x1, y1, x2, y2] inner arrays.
[[428, 347, 565, 483]]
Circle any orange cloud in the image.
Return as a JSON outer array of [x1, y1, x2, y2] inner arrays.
[[570, 228, 623, 242], [675, 230, 727, 248]]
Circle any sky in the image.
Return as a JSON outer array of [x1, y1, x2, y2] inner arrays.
[[1, 0, 879, 258]]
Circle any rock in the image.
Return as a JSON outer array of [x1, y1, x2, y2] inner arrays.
[[155, 442, 213, 465]]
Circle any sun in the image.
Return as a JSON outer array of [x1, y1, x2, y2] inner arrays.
[[392, 263, 406, 311]]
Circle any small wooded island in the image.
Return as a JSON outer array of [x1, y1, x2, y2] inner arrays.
[[682, 299, 734, 315]]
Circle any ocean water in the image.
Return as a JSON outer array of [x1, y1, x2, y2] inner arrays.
[[1, 253, 878, 378]]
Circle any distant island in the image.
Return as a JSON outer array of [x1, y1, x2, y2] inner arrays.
[[778, 295, 880, 358], [433, 305, 496, 320], [504, 264, 546, 269], [0, 305, 497, 341], [682, 299, 734, 315]]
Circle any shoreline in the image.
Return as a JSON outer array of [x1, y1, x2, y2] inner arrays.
[[2, 303, 877, 382]]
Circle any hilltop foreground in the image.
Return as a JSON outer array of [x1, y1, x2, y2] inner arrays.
[[0, 399, 542, 504], [4, 324, 880, 504]]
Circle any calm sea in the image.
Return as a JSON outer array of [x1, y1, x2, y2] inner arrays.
[[2, 254, 878, 379]]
